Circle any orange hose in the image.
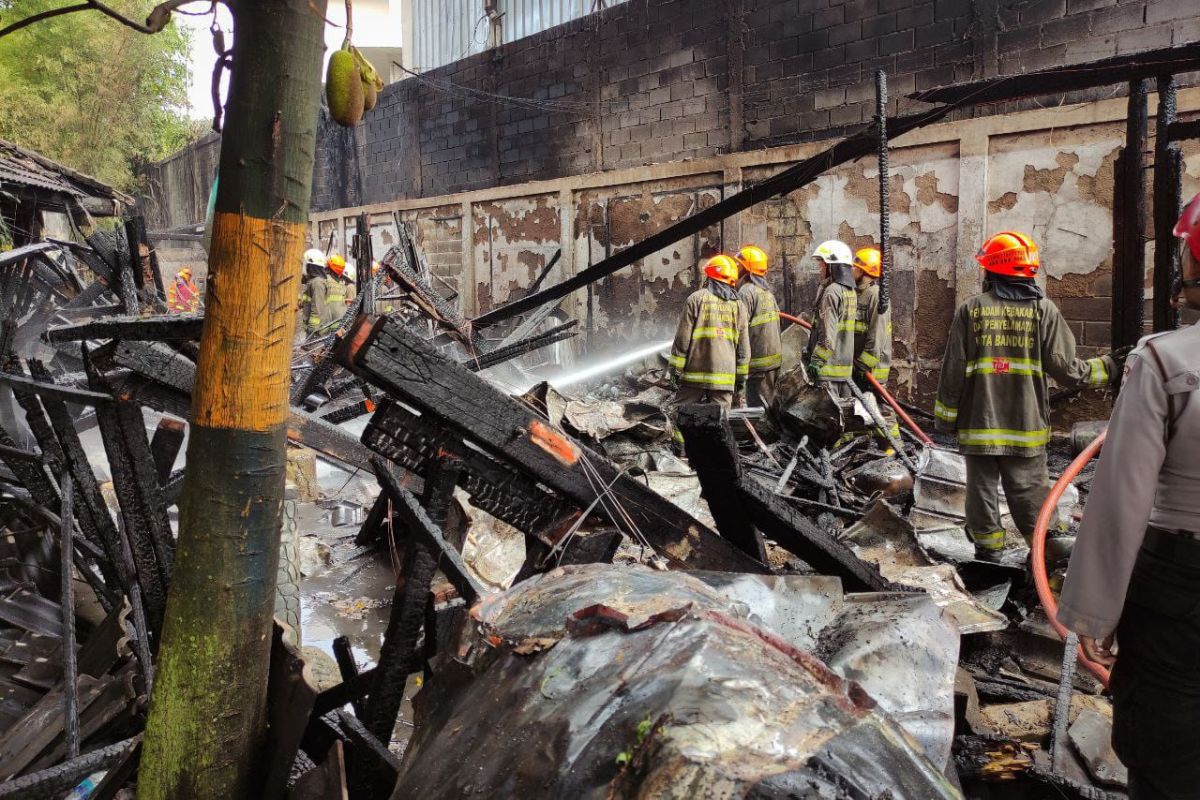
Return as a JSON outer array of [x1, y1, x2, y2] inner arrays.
[[864, 373, 934, 446], [1031, 429, 1111, 687], [780, 310, 934, 446]]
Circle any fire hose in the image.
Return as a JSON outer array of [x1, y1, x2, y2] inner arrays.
[[1031, 428, 1112, 687], [778, 310, 934, 446]]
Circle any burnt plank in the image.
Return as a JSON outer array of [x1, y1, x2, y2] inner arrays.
[[0, 735, 138, 800], [45, 313, 203, 344], [149, 418, 186, 485], [341, 317, 765, 574], [677, 405, 768, 563]]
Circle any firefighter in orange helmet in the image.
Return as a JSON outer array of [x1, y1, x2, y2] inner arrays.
[[935, 231, 1117, 562], [734, 245, 782, 407], [850, 246, 899, 447], [319, 254, 349, 330], [668, 254, 750, 417], [167, 266, 201, 313]]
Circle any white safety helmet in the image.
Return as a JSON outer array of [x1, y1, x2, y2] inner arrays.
[[343, 263, 357, 283], [811, 240, 854, 265], [303, 248, 327, 268]]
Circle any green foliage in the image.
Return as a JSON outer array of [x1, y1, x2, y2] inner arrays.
[[0, 0, 193, 190]]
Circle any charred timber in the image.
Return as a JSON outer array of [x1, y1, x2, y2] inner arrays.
[[1167, 118, 1200, 142], [471, 103, 963, 328], [676, 404, 891, 592], [461, 320, 578, 372], [339, 316, 766, 573], [1153, 76, 1183, 332], [910, 42, 1200, 105], [45, 314, 204, 344], [1112, 80, 1149, 350], [676, 404, 768, 564]]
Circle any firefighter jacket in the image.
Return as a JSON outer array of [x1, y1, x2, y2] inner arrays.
[[807, 281, 857, 381], [320, 276, 348, 329], [668, 283, 750, 392], [167, 277, 200, 313], [738, 277, 783, 374], [935, 289, 1115, 456], [853, 281, 892, 382], [302, 276, 328, 332]]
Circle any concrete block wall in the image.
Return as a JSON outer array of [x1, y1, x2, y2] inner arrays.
[[299, 0, 1199, 210]]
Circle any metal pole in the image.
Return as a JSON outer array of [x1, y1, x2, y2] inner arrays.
[[876, 70, 891, 314], [1153, 75, 1183, 332]]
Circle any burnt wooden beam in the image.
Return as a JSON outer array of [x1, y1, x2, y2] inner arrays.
[[0, 372, 111, 407], [360, 453, 461, 793], [45, 313, 204, 344], [149, 418, 186, 486], [59, 473, 80, 759], [911, 41, 1200, 106], [460, 319, 578, 372], [1153, 75, 1184, 332], [381, 240, 488, 353], [341, 317, 765, 573], [331, 636, 367, 719], [364, 398, 573, 542], [1113, 79, 1150, 350], [374, 457, 483, 605], [676, 404, 768, 564], [677, 404, 892, 591], [0, 735, 139, 800], [0, 241, 55, 269], [1167, 118, 1200, 142], [472, 103, 964, 329], [525, 248, 561, 297], [285, 410, 375, 471]]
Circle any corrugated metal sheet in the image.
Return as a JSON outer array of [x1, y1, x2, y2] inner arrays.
[[411, 0, 488, 73], [410, 0, 629, 72]]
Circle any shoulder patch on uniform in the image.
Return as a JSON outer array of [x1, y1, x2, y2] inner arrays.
[[1164, 370, 1200, 395]]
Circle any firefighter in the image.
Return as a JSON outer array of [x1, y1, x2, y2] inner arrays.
[[734, 244, 782, 407], [668, 254, 750, 413], [851, 247, 899, 444], [805, 240, 858, 395], [300, 248, 329, 334], [935, 231, 1116, 561], [1058, 191, 1200, 800], [320, 254, 349, 328], [167, 267, 200, 313]]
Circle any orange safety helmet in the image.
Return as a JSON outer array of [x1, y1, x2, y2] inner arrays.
[[703, 254, 739, 286], [735, 245, 769, 276], [852, 247, 882, 278], [327, 254, 346, 277], [976, 231, 1039, 277]]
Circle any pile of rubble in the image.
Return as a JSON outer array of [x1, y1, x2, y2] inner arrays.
[[0, 215, 1124, 800]]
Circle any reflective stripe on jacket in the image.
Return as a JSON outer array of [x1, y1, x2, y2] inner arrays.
[[853, 281, 892, 382], [808, 283, 857, 381], [738, 280, 783, 374], [669, 287, 750, 391], [934, 289, 1115, 456]]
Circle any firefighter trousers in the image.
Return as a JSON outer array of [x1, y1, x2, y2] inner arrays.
[[1112, 528, 1200, 799], [964, 452, 1049, 549], [668, 386, 732, 444]]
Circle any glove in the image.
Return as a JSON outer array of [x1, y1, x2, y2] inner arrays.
[[805, 362, 821, 384], [1110, 345, 1134, 374], [669, 370, 680, 390]]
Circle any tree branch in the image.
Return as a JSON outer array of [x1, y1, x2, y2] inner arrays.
[[0, 3, 92, 39], [0, 0, 216, 40]]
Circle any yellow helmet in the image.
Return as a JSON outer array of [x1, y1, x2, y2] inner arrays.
[[735, 245, 769, 276], [703, 254, 739, 286], [853, 248, 882, 278], [177, 267, 193, 281]]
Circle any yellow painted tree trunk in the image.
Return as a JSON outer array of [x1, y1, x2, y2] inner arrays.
[[137, 1, 328, 796]]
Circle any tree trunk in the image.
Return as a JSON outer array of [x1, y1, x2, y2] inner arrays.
[[137, 1, 327, 797]]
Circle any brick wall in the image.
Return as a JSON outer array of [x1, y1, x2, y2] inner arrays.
[[302, 0, 1198, 212]]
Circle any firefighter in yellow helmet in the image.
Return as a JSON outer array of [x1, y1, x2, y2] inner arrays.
[[167, 266, 200, 313], [734, 245, 783, 407], [805, 240, 858, 396], [668, 254, 750, 413], [935, 231, 1117, 562], [851, 247, 899, 445]]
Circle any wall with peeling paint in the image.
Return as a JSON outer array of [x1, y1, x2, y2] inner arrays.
[[312, 90, 1200, 417]]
